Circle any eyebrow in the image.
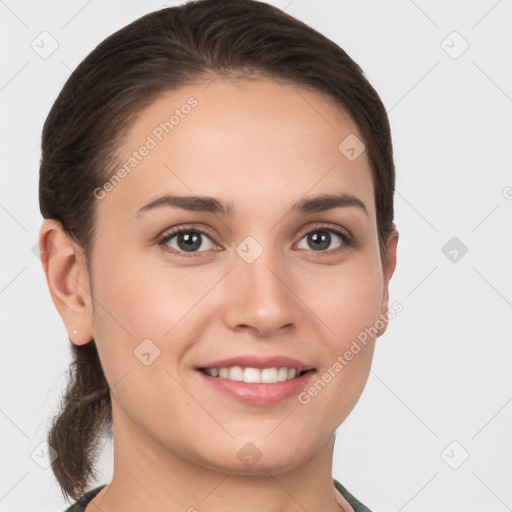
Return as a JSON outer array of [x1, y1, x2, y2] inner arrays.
[[134, 193, 368, 218]]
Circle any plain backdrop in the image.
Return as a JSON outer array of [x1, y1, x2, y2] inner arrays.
[[1, 1, 511, 511]]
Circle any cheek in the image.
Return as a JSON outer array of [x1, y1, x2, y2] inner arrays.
[[88, 247, 169, 387], [306, 257, 384, 347], [297, 269, 382, 423], [89, 254, 194, 421], [89, 247, 223, 374], [92, 247, 203, 337]]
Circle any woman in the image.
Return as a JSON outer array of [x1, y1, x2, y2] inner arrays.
[[38, 0, 398, 510]]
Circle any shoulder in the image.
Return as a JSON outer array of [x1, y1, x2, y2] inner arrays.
[[333, 479, 373, 512], [61, 484, 108, 512]]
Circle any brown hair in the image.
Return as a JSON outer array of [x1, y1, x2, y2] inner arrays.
[[40, 0, 396, 501]]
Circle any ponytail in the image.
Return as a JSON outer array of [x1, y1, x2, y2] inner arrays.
[[47, 341, 111, 501]]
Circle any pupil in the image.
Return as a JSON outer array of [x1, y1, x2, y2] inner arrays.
[[179, 232, 202, 252], [309, 231, 330, 251]]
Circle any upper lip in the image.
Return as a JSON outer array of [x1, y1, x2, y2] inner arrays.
[[198, 355, 314, 372]]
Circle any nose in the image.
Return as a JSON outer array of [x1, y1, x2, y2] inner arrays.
[[221, 241, 297, 337]]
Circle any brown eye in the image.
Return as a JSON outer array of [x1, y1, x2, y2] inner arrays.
[[159, 228, 217, 257], [296, 226, 351, 253]]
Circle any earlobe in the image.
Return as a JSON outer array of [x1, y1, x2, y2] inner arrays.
[[38, 219, 94, 346]]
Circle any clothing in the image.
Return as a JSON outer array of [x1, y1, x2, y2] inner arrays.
[[62, 479, 372, 511], [334, 479, 372, 511]]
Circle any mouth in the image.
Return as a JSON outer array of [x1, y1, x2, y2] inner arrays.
[[195, 355, 316, 405], [198, 366, 312, 383]]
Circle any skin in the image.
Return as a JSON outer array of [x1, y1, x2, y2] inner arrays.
[[40, 77, 398, 512]]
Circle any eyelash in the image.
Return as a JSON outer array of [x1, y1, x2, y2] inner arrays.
[[157, 223, 353, 258]]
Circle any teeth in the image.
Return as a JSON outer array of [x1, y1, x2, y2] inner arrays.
[[244, 367, 261, 383], [204, 366, 303, 383], [229, 366, 244, 382], [261, 368, 278, 383], [277, 367, 288, 382]]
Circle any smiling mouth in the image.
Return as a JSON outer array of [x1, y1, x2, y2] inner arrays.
[[198, 366, 311, 384]]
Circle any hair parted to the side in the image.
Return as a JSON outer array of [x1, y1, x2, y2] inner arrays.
[[39, 0, 396, 501]]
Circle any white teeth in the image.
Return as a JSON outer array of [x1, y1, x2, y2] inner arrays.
[[229, 366, 244, 382], [277, 367, 288, 382], [261, 368, 278, 383], [243, 367, 261, 383], [204, 366, 303, 383]]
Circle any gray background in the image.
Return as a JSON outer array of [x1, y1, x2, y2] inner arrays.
[[1, 0, 511, 510]]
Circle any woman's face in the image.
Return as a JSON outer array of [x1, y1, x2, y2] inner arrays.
[[81, 77, 397, 474]]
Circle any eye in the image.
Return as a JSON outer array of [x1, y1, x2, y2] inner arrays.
[[158, 223, 352, 258], [296, 224, 352, 254], [158, 227, 217, 257]]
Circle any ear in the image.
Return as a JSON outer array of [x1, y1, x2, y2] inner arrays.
[[377, 230, 399, 337], [38, 219, 94, 346]]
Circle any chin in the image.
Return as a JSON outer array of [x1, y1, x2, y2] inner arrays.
[[206, 456, 308, 477], [194, 438, 315, 476]]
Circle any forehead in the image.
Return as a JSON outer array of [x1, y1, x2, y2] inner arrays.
[[97, 77, 375, 223]]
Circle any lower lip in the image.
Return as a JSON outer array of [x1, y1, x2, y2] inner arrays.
[[198, 370, 315, 405]]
